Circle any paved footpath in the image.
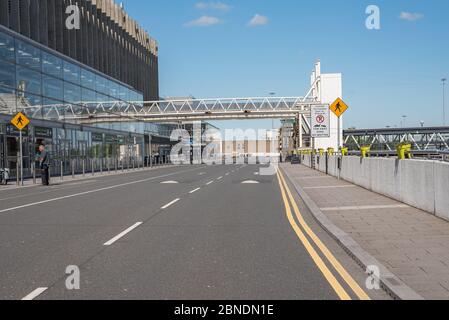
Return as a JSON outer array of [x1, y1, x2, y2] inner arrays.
[[281, 163, 449, 300]]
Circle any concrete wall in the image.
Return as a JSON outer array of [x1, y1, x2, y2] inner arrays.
[[300, 155, 449, 221]]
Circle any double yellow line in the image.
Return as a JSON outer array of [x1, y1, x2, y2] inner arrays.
[[276, 170, 370, 301]]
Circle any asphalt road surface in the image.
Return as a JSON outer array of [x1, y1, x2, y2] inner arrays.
[[0, 165, 390, 300]]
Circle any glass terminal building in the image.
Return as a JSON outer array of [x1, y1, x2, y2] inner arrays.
[[0, 0, 210, 180]]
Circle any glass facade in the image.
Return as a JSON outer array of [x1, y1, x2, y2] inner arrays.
[[0, 29, 143, 112], [95, 122, 179, 138], [0, 118, 147, 180], [0, 28, 200, 181]]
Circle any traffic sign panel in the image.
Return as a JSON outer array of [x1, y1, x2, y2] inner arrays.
[[11, 112, 30, 131], [311, 105, 330, 138], [330, 98, 349, 118]]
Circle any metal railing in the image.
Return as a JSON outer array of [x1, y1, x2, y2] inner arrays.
[[10, 155, 172, 186], [346, 149, 449, 162], [18, 97, 322, 123]]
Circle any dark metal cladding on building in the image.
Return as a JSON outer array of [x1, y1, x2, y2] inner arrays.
[[0, 0, 159, 101]]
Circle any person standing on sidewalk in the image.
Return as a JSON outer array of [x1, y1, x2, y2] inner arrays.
[[36, 145, 50, 186]]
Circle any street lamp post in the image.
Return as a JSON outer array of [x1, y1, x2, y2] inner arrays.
[[443, 78, 447, 126]]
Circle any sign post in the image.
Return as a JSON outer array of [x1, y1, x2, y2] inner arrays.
[[329, 98, 349, 152], [11, 112, 30, 186]]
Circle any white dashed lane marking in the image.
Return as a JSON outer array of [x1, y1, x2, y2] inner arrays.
[[161, 198, 181, 210], [22, 287, 48, 300], [104, 222, 143, 246], [189, 188, 201, 194], [241, 180, 260, 184]]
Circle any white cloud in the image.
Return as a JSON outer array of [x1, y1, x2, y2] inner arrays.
[[248, 14, 269, 27], [399, 12, 424, 21], [184, 16, 222, 27], [196, 2, 232, 12]]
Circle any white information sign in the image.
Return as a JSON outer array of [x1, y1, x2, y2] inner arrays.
[[311, 106, 330, 138]]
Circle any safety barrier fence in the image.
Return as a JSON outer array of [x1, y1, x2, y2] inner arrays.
[[7, 155, 172, 186], [299, 153, 449, 222]]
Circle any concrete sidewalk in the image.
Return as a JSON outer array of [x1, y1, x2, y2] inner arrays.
[[281, 163, 449, 300]]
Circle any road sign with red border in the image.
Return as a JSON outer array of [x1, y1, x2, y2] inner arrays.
[[311, 106, 330, 138]]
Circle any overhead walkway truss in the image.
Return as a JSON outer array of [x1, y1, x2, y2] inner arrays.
[[344, 127, 449, 151], [18, 97, 324, 124]]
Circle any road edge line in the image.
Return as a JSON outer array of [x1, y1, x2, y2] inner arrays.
[[280, 166, 424, 301], [276, 172, 351, 300], [278, 170, 370, 300]]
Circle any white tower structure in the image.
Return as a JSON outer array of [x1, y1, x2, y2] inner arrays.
[[309, 60, 343, 150]]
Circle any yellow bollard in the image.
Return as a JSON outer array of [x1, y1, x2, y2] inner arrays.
[[327, 148, 335, 156], [361, 146, 371, 158], [341, 147, 348, 156], [397, 143, 412, 160]]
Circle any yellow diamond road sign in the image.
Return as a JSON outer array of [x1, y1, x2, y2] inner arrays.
[[11, 112, 30, 131], [330, 98, 349, 118]]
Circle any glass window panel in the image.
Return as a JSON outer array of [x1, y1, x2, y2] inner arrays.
[[0, 32, 15, 62], [95, 75, 107, 94], [0, 60, 16, 88], [130, 90, 136, 102], [43, 97, 64, 108], [109, 80, 119, 98], [118, 85, 127, 101], [42, 52, 63, 78], [42, 75, 63, 101], [63, 61, 80, 85], [81, 87, 96, 103], [17, 91, 41, 108], [16, 66, 41, 95], [40, 97, 64, 120], [131, 91, 140, 102], [115, 83, 121, 99], [0, 86, 16, 111], [16, 39, 41, 70], [64, 82, 81, 104], [81, 68, 95, 88], [96, 92, 109, 104]]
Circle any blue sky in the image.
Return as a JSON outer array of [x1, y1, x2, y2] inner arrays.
[[124, 0, 449, 129]]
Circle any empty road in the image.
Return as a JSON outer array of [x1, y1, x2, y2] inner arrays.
[[0, 165, 389, 300]]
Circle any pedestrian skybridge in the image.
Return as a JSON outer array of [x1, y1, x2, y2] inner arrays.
[[17, 97, 323, 124]]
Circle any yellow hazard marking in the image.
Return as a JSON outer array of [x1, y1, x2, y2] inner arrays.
[[278, 170, 371, 300], [276, 171, 351, 300]]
